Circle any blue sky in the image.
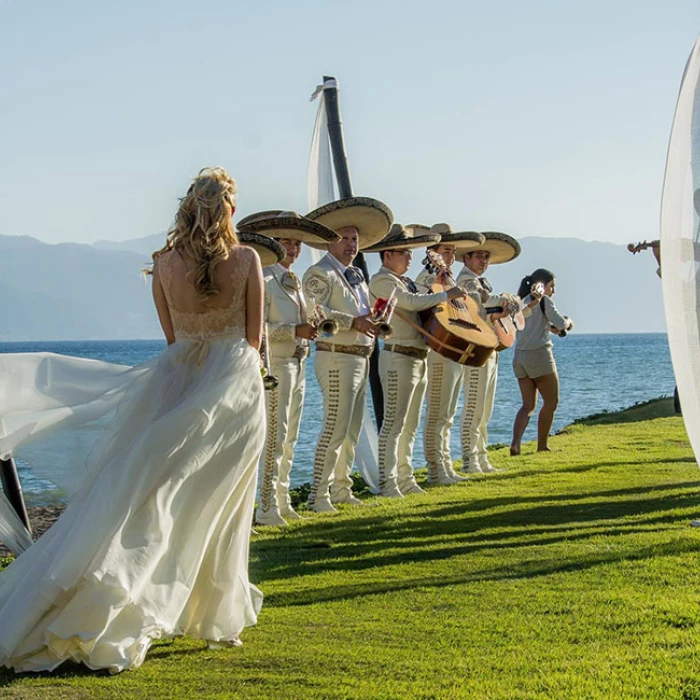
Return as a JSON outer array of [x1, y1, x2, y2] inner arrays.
[[1, 0, 698, 246]]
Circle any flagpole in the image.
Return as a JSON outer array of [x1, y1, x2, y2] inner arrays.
[[321, 75, 385, 429], [1, 458, 31, 533]]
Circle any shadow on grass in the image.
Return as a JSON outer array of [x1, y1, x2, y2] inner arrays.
[[263, 536, 699, 608], [251, 481, 700, 597], [0, 660, 109, 687], [484, 456, 699, 482], [0, 639, 203, 688]]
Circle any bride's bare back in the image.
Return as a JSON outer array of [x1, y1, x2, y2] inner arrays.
[[152, 246, 263, 348]]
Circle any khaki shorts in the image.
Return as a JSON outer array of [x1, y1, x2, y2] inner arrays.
[[512, 347, 557, 379]]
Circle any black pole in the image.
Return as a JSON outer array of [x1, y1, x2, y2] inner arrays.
[[321, 75, 385, 429], [1, 458, 31, 533]]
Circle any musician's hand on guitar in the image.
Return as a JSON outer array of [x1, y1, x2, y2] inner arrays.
[[352, 313, 380, 337], [446, 286, 467, 301], [295, 322, 318, 341]]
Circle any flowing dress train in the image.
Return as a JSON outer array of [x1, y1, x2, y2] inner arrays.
[[0, 246, 266, 673]]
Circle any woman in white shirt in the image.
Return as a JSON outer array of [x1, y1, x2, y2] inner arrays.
[[510, 268, 573, 456]]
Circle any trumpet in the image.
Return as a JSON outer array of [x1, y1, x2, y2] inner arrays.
[[260, 326, 279, 391], [309, 305, 339, 338], [371, 291, 397, 340]]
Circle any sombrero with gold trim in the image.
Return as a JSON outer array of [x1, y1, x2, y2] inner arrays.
[[237, 231, 286, 267], [455, 231, 521, 264], [428, 223, 484, 250], [362, 223, 441, 252], [237, 210, 340, 246], [305, 196, 393, 250]]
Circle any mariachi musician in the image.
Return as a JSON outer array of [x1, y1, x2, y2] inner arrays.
[[303, 197, 393, 513], [455, 232, 521, 474], [365, 224, 468, 498], [238, 211, 340, 526], [415, 224, 485, 485]]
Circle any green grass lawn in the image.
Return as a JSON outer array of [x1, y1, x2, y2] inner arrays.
[[2, 398, 700, 699]]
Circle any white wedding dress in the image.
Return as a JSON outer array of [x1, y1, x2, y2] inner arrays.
[[0, 246, 266, 673]]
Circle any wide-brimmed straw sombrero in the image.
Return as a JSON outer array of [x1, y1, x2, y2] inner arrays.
[[362, 223, 441, 253], [305, 196, 393, 250], [237, 210, 340, 246], [455, 231, 521, 264], [238, 231, 286, 267], [427, 223, 484, 250]]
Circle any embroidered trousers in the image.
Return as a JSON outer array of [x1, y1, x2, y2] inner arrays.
[[309, 350, 369, 508], [377, 349, 427, 496], [461, 353, 499, 468], [256, 355, 306, 519], [423, 350, 465, 477]]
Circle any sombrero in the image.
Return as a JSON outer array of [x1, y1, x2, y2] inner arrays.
[[237, 210, 340, 246], [237, 231, 286, 267], [305, 196, 393, 250], [428, 223, 484, 250], [455, 231, 521, 264], [362, 223, 441, 252]]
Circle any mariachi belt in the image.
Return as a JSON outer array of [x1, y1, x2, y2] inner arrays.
[[315, 341, 373, 358], [383, 343, 428, 360]]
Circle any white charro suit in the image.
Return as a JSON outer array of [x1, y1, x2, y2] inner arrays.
[[257, 264, 310, 523], [369, 267, 447, 497], [302, 253, 374, 510], [415, 268, 466, 483], [455, 265, 501, 472]]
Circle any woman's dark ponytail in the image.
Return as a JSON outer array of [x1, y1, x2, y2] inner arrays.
[[517, 268, 555, 299]]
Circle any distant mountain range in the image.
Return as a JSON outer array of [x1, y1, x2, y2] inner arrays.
[[0, 233, 664, 340]]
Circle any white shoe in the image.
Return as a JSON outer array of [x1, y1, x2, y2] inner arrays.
[[309, 499, 337, 513], [380, 487, 404, 498], [280, 507, 304, 521], [446, 465, 469, 482], [464, 462, 483, 474], [254, 509, 288, 527], [691, 519, 700, 528], [401, 482, 426, 495], [207, 637, 243, 649], [332, 493, 365, 506], [480, 459, 501, 473]]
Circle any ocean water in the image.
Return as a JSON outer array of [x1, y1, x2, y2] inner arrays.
[[0, 334, 677, 504]]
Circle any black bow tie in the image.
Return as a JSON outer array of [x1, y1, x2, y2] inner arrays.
[[402, 276, 418, 293], [478, 277, 493, 293], [344, 267, 364, 287]]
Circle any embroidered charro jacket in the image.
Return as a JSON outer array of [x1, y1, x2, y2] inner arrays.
[[455, 266, 503, 322], [264, 264, 309, 358], [369, 266, 447, 350], [302, 253, 373, 348]]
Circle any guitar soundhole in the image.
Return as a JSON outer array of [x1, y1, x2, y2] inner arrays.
[[448, 318, 479, 331]]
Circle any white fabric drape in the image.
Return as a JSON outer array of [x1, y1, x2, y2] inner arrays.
[[306, 79, 380, 493], [661, 32, 700, 467]]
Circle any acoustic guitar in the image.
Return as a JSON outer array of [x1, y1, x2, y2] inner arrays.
[[418, 251, 498, 367], [485, 305, 520, 351]]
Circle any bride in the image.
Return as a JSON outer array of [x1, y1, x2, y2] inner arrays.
[[0, 167, 267, 673]]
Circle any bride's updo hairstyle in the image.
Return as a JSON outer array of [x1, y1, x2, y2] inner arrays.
[[151, 166, 239, 298]]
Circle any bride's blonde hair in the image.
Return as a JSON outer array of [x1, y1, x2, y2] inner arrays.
[[151, 166, 239, 298]]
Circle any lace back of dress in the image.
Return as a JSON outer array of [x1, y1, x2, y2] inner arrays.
[[158, 247, 252, 341]]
